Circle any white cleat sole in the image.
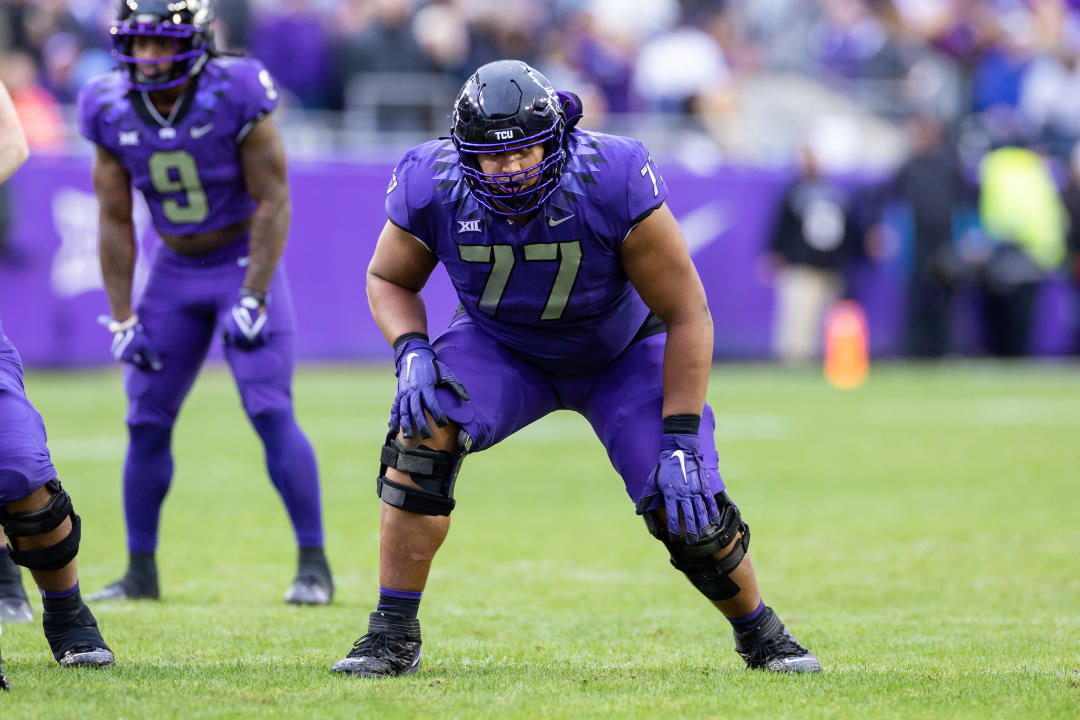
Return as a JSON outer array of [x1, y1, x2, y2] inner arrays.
[[0, 598, 33, 623]]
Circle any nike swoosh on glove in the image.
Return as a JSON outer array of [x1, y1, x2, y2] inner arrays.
[[223, 292, 269, 350], [636, 433, 721, 543], [390, 336, 468, 440], [99, 314, 162, 371]]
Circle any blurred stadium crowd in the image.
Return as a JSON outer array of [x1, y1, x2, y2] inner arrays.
[[2, 0, 1080, 358], [2, 0, 1080, 155]]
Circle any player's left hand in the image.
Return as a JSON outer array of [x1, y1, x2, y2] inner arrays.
[[223, 289, 268, 350], [636, 433, 721, 543]]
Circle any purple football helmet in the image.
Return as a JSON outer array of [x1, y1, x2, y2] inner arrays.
[[111, 0, 214, 91], [451, 60, 567, 216]]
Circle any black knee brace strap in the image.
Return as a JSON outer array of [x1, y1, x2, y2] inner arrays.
[[0, 479, 82, 571], [377, 435, 465, 516], [645, 490, 750, 601]]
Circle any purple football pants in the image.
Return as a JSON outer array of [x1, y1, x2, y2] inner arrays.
[[0, 331, 57, 504], [429, 313, 726, 506], [121, 235, 324, 552]]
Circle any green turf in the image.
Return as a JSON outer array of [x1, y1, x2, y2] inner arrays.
[[2, 362, 1078, 719]]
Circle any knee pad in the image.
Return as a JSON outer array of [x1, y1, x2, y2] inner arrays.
[[645, 490, 750, 601], [0, 479, 82, 571], [376, 432, 468, 516]]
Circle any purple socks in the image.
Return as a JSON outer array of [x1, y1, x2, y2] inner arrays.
[[40, 581, 80, 600], [727, 599, 766, 632], [378, 586, 423, 618]]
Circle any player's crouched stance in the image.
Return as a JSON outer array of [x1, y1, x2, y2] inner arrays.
[[0, 350, 114, 671], [332, 60, 819, 678]]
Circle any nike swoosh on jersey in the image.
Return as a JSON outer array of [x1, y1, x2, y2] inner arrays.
[[190, 123, 215, 139], [671, 450, 688, 483], [547, 214, 575, 227]]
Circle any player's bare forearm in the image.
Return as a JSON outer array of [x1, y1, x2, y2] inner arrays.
[[93, 145, 136, 319], [240, 116, 290, 294], [622, 202, 713, 417], [0, 80, 29, 184], [660, 310, 713, 417], [367, 220, 439, 346], [243, 197, 289, 293], [99, 220, 137, 319]]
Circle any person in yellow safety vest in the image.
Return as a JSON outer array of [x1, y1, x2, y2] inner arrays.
[[977, 145, 1067, 356]]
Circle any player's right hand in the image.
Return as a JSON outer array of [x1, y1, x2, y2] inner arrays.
[[390, 335, 468, 440], [98, 314, 162, 372]]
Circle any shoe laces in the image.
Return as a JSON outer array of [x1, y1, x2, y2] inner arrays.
[[348, 630, 398, 657], [760, 631, 809, 660]]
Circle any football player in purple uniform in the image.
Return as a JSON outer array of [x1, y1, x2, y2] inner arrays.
[[0, 78, 114, 689], [76, 0, 332, 605], [331, 60, 820, 678]]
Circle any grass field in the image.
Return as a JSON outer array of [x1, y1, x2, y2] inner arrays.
[[1, 362, 1078, 719]]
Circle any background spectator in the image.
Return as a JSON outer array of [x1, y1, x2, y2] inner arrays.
[[250, 0, 332, 109], [1061, 140, 1080, 354], [885, 113, 967, 358], [977, 143, 1067, 356], [0, 50, 64, 152], [763, 144, 865, 364]]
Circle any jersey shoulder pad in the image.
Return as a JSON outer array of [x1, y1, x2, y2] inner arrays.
[[76, 71, 130, 145], [198, 56, 280, 138], [562, 130, 669, 234], [386, 139, 461, 244]]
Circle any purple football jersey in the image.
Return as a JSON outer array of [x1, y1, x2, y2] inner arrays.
[[387, 129, 669, 373], [77, 56, 279, 238]]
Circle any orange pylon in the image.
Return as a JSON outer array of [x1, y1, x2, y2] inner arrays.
[[824, 300, 869, 389]]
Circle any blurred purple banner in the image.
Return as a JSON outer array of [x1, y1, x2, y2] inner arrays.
[[0, 155, 1073, 366]]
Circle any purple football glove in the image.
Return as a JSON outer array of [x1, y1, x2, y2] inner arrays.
[[99, 314, 162, 372], [390, 335, 468, 439], [636, 433, 721, 543], [223, 289, 268, 350]]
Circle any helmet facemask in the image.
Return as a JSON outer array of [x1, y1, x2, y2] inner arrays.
[[456, 126, 564, 216], [111, 1, 213, 91]]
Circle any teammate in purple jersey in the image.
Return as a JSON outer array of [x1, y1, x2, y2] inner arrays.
[[75, 0, 332, 605], [332, 60, 820, 678], [0, 77, 114, 689]]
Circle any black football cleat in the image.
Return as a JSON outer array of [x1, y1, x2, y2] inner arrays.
[[733, 605, 821, 673], [285, 547, 334, 606], [0, 551, 33, 623], [43, 600, 114, 669], [0, 597, 33, 624], [0, 641, 9, 690], [331, 611, 422, 677], [284, 574, 333, 605], [87, 553, 159, 602], [87, 576, 159, 602]]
